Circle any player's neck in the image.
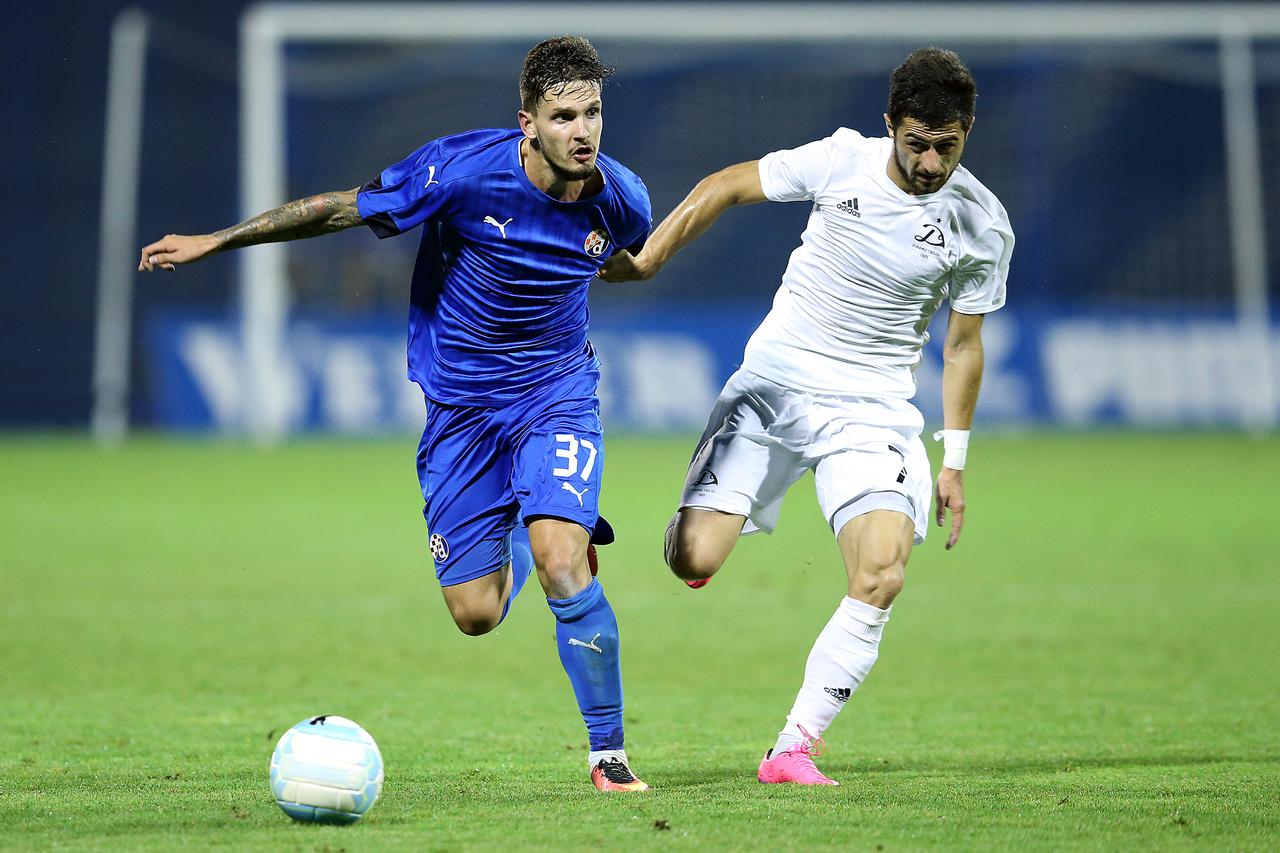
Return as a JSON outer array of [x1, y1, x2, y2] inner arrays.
[[520, 139, 602, 202]]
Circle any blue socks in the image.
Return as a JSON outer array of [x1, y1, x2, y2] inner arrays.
[[498, 524, 535, 625], [502, 526, 625, 750], [546, 579, 625, 751]]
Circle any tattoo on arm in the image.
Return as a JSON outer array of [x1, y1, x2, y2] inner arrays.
[[213, 188, 364, 251]]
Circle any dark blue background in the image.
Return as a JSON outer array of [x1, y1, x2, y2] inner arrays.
[[5, 1, 1278, 426]]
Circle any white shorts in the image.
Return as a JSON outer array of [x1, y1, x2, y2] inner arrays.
[[679, 369, 932, 543]]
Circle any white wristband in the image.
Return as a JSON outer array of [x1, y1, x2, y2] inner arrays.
[[931, 429, 970, 470]]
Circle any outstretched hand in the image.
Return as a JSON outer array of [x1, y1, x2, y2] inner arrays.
[[934, 467, 966, 550], [597, 250, 655, 282], [138, 234, 219, 272]]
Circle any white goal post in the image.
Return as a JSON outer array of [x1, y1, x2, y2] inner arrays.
[[92, 8, 149, 446], [237, 1, 1280, 440]]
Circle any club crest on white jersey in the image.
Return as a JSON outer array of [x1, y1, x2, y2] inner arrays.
[[914, 221, 946, 248]]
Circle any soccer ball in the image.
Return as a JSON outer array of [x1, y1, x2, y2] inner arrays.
[[269, 715, 384, 824]]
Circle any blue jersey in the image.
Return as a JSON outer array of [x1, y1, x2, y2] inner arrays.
[[356, 128, 652, 405]]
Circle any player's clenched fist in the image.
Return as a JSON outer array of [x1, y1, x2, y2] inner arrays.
[[137, 233, 220, 272], [597, 249, 658, 282]]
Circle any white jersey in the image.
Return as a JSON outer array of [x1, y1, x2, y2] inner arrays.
[[745, 128, 1014, 400]]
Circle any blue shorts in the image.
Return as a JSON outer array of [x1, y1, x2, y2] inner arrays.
[[416, 369, 605, 587]]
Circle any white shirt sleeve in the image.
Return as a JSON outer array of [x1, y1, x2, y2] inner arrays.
[[951, 203, 1014, 315], [757, 133, 843, 202]]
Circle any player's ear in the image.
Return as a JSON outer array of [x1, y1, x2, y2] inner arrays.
[[517, 109, 537, 140], [883, 112, 895, 138]]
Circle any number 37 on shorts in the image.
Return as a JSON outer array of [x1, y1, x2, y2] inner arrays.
[[521, 429, 604, 526]]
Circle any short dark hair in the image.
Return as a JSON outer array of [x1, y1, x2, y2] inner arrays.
[[887, 47, 977, 131], [519, 36, 614, 113]]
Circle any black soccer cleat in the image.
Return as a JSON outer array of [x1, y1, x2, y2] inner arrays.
[[591, 757, 650, 792]]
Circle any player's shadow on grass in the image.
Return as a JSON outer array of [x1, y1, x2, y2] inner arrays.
[[649, 766, 785, 789], [644, 753, 1280, 792], [846, 751, 1280, 776]]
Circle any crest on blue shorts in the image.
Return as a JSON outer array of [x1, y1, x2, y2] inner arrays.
[[429, 533, 450, 562]]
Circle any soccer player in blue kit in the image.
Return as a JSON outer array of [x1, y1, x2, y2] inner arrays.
[[138, 36, 652, 792]]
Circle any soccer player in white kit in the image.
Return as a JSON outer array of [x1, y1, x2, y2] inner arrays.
[[601, 48, 1013, 784]]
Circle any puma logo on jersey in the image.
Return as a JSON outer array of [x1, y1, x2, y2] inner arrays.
[[562, 482, 589, 506], [424, 165, 440, 188], [568, 633, 603, 653], [484, 216, 513, 239], [835, 198, 861, 217]]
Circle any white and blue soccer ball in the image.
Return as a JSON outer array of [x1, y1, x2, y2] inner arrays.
[[269, 715, 384, 824]]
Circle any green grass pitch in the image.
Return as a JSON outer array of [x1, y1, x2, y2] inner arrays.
[[2, 433, 1277, 851]]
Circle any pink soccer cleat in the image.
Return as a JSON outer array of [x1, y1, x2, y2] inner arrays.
[[757, 728, 839, 786], [684, 578, 710, 589]]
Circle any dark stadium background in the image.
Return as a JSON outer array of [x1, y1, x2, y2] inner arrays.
[[4, 0, 1278, 429]]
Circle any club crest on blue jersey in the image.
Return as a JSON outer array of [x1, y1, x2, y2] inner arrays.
[[584, 229, 611, 257], [429, 533, 450, 562]]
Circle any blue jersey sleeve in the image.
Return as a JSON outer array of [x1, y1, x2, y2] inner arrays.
[[625, 220, 650, 254], [621, 183, 652, 254], [357, 139, 455, 238]]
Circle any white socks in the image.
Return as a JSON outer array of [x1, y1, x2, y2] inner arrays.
[[774, 596, 890, 755], [588, 748, 628, 769]]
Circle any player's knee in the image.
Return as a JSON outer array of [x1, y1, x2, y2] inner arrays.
[[534, 543, 590, 598], [850, 546, 907, 606], [667, 538, 724, 581], [850, 567, 904, 607], [447, 604, 501, 636], [452, 612, 500, 636]]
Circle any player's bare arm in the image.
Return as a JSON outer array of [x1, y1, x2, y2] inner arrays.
[[598, 160, 766, 281], [935, 309, 985, 550], [138, 188, 363, 272]]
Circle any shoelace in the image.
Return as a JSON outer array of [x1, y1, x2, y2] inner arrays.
[[794, 723, 826, 758], [598, 758, 637, 783]]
